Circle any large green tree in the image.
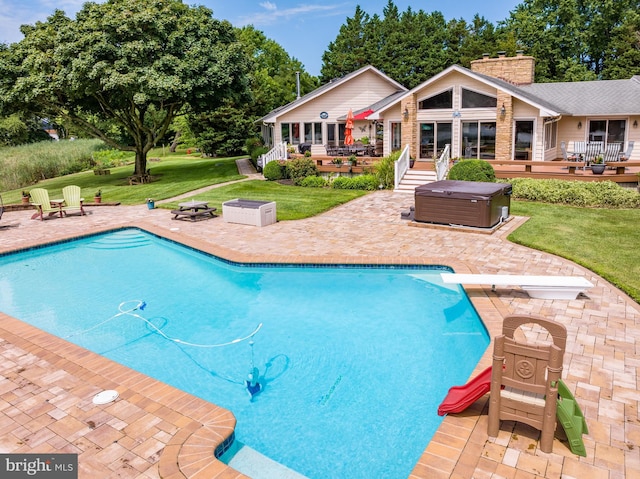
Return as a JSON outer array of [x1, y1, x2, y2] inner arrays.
[[185, 25, 318, 157], [320, 6, 371, 82], [499, 0, 640, 81], [320, 1, 496, 88], [0, 0, 250, 175]]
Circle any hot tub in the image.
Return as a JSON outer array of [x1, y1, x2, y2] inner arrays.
[[414, 180, 511, 228], [222, 198, 277, 226]]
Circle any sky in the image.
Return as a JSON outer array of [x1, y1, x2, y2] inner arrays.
[[0, 1, 522, 76]]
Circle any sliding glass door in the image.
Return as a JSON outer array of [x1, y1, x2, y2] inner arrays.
[[462, 121, 496, 159], [420, 122, 452, 158]]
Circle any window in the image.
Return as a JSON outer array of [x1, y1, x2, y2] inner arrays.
[[589, 119, 626, 146], [314, 123, 322, 144], [303, 122, 324, 144], [461, 88, 497, 108], [326, 123, 347, 146], [420, 122, 452, 158], [514, 121, 534, 160], [281, 123, 300, 144], [327, 124, 336, 145], [391, 122, 402, 151], [418, 89, 452, 110], [462, 121, 496, 159], [544, 121, 557, 150]]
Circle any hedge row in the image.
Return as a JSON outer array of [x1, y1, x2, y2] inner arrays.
[[504, 178, 640, 208]]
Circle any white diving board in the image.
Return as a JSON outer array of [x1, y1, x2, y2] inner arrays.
[[440, 273, 594, 300]]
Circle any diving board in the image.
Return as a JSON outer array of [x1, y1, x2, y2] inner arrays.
[[440, 273, 593, 299]]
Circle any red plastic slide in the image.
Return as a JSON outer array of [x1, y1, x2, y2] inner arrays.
[[437, 366, 493, 416]]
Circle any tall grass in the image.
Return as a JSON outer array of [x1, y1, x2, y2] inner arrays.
[[0, 139, 105, 190]]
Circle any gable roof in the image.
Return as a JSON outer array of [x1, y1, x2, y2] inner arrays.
[[378, 65, 640, 118], [258, 65, 407, 124], [337, 90, 407, 121]]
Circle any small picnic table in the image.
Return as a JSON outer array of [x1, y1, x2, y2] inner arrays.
[[171, 200, 217, 222]]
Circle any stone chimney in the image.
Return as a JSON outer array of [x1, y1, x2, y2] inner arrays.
[[470, 52, 535, 85]]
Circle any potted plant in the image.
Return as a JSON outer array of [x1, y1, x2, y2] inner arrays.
[[409, 157, 415, 168], [331, 158, 343, 168], [591, 155, 605, 174], [347, 155, 357, 166], [21, 191, 30, 204], [94, 189, 102, 203]]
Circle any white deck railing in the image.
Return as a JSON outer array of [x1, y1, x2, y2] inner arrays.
[[394, 143, 451, 188], [435, 144, 451, 180], [258, 141, 288, 169], [394, 145, 411, 190]]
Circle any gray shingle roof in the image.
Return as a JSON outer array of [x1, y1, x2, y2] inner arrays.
[[517, 77, 640, 115], [457, 68, 640, 116]]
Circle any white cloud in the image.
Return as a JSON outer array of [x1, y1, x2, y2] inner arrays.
[[259, 1, 277, 11], [238, 3, 342, 27]]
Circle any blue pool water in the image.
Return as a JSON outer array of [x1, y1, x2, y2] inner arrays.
[[0, 229, 489, 479]]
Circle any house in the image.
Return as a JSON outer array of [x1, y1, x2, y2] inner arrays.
[[259, 53, 640, 163], [258, 65, 407, 156]]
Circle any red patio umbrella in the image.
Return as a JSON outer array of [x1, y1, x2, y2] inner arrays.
[[344, 109, 354, 146]]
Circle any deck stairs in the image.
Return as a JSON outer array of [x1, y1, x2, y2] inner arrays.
[[394, 162, 438, 193]]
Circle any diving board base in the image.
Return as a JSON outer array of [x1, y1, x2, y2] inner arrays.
[[441, 273, 593, 299]]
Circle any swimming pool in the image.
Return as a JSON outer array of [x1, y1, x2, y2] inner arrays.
[[0, 229, 489, 478]]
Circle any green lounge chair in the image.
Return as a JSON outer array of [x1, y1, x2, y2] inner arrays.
[[29, 188, 64, 220], [62, 185, 86, 216]]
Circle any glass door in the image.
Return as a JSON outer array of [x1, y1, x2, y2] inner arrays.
[[514, 121, 533, 160], [420, 122, 451, 158], [462, 122, 478, 158], [420, 123, 434, 158], [462, 121, 496, 159], [479, 122, 496, 159], [391, 122, 402, 151]]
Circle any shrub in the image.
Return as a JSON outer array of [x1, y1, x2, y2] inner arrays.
[[0, 139, 104, 190], [245, 137, 264, 157], [285, 157, 318, 185], [263, 160, 286, 181], [250, 146, 269, 163], [331, 174, 379, 190], [91, 148, 132, 168], [373, 152, 398, 189], [504, 178, 640, 208], [448, 159, 496, 182], [299, 175, 327, 188]]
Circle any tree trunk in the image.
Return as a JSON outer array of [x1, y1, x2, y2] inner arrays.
[[134, 149, 147, 176], [170, 131, 181, 152]]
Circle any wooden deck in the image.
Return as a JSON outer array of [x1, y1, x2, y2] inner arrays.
[[295, 156, 640, 184], [410, 158, 640, 184], [488, 159, 640, 184]]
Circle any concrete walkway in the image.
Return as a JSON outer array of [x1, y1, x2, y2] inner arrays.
[[0, 173, 639, 478]]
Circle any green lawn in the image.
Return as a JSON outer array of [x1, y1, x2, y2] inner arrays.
[[509, 201, 640, 302], [2, 155, 245, 205], [160, 180, 368, 221], [3, 154, 638, 303]]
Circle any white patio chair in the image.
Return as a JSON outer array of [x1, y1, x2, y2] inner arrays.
[[560, 141, 576, 161], [583, 142, 603, 169], [620, 141, 634, 161], [603, 143, 621, 164]]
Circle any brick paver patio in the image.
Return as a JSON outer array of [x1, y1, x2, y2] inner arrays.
[[1, 176, 638, 478]]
